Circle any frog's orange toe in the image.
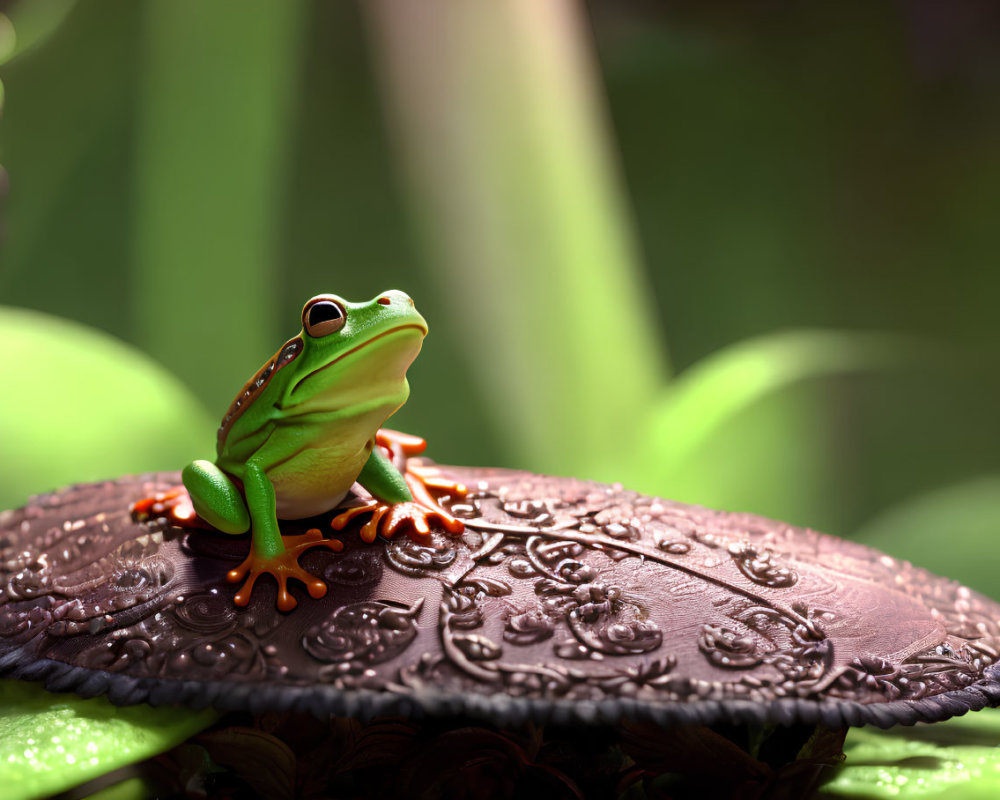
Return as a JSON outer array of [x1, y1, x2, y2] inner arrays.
[[331, 502, 390, 543], [382, 501, 465, 538], [375, 429, 427, 457], [332, 502, 376, 530], [332, 500, 464, 542], [230, 569, 264, 609], [402, 466, 468, 524], [406, 463, 468, 500], [131, 486, 208, 528], [226, 529, 343, 611], [275, 583, 298, 613]]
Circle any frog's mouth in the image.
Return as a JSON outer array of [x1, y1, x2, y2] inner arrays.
[[287, 323, 427, 402]]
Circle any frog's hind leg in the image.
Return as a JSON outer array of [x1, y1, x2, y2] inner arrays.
[[226, 462, 343, 612], [227, 529, 345, 611]]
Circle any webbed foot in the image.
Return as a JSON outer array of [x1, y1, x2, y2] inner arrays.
[[131, 487, 209, 529], [375, 428, 428, 460], [375, 429, 469, 515], [227, 529, 345, 612], [404, 461, 468, 509], [331, 500, 465, 543]]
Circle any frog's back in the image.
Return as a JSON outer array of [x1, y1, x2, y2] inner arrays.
[[216, 337, 303, 456]]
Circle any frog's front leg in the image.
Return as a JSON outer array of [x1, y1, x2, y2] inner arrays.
[[331, 445, 465, 543], [188, 461, 342, 612], [374, 429, 468, 513]]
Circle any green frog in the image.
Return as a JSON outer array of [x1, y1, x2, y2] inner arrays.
[[134, 291, 465, 611]]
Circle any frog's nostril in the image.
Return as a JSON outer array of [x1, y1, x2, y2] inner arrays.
[[377, 297, 391, 306]]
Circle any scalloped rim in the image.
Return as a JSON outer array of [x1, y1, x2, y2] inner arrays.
[[2, 646, 999, 730]]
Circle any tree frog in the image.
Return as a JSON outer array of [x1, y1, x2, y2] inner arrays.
[[134, 291, 465, 611]]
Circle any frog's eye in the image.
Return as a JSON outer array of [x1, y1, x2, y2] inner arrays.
[[303, 298, 346, 337]]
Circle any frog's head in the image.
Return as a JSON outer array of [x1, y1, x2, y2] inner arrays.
[[216, 291, 428, 454], [279, 290, 428, 416]]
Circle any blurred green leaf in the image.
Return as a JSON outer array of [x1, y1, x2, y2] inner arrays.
[[820, 710, 1000, 799], [365, 2, 666, 475], [0, 680, 217, 800], [2, 0, 77, 60], [0, 0, 81, 188], [0, 0, 140, 322], [81, 777, 160, 800], [852, 475, 1000, 599], [0, 306, 215, 511], [0, 13, 15, 65], [644, 330, 915, 468], [618, 330, 919, 528]]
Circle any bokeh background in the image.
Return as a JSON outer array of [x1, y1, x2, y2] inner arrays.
[[1, 3, 1000, 797], [1, 1, 998, 592]]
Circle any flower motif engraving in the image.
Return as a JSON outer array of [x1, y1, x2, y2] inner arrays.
[[503, 609, 556, 645], [452, 634, 503, 662], [699, 624, 762, 669], [728, 543, 798, 589], [385, 538, 456, 576], [323, 548, 383, 587], [174, 590, 237, 635], [303, 599, 423, 670]]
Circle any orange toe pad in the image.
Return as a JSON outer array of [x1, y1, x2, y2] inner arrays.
[[227, 529, 344, 612]]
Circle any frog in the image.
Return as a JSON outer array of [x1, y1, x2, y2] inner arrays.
[[133, 291, 466, 611]]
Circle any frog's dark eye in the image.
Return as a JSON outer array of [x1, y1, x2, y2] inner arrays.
[[303, 298, 346, 337]]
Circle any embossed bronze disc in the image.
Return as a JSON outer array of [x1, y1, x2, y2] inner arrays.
[[2, 467, 999, 729]]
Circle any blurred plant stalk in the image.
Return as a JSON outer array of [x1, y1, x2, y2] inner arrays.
[[365, 0, 668, 475], [132, 1, 304, 410]]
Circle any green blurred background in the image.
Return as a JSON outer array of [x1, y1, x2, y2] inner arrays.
[[0, 3, 999, 797], [1, 0, 998, 594]]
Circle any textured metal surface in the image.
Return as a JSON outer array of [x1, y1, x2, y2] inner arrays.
[[2, 467, 999, 729]]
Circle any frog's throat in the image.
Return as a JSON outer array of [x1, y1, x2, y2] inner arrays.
[[274, 387, 410, 428], [289, 323, 426, 398]]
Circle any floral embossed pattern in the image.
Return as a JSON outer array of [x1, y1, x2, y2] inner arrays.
[[1, 467, 999, 728]]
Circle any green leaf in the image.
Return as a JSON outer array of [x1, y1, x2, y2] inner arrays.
[[851, 475, 1000, 600], [0, 306, 216, 511], [618, 329, 920, 529], [644, 329, 917, 472], [0, 680, 217, 800], [80, 777, 160, 800], [820, 710, 1000, 799]]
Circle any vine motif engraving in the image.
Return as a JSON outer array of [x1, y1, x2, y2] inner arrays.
[[829, 643, 992, 703], [434, 497, 668, 685], [697, 605, 831, 689], [0, 469, 998, 722]]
